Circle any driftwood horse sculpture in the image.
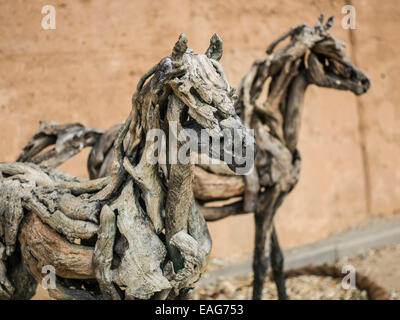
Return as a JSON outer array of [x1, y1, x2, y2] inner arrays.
[[0, 34, 255, 300], [231, 15, 370, 299], [16, 16, 370, 299]]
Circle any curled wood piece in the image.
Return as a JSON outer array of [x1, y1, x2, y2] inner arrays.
[[93, 205, 120, 300], [53, 176, 111, 196], [110, 181, 171, 300], [0, 162, 109, 195], [31, 186, 100, 223], [0, 162, 53, 186], [19, 230, 96, 300], [17, 121, 103, 168], [0, 163, 101, 253], [193, 166, 243, 201], [19, 233, 89, 300]]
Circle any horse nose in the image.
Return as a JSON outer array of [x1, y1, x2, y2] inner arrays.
[[361, 77, 370, 92]]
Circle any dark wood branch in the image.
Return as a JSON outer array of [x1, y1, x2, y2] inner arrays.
[[199, 200, 245, 222]]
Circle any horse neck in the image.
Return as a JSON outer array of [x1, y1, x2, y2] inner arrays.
[[281, 72, 309, 153], [164, 142, 195, 252]]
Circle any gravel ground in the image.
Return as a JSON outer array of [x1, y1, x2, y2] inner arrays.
[[193, 244, 400, 300], [193, 274, 369, 300], [33, 243, 400, 300]]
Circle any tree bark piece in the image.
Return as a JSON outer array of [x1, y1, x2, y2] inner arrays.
[[19, 212, 95, 279]]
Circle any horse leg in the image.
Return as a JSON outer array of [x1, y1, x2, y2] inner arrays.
[[252, 213, 274, 300], [252, 186, 283, 300], [270, 225, 288, 300]]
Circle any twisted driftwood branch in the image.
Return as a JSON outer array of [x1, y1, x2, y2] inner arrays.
[[17, 121, 103, 168]]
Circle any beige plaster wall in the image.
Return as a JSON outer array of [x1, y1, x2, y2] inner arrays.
[[0, 0, 398, 261]]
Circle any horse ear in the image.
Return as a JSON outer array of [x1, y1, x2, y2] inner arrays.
[[172, 33, 188, 63], [324, 16, 335, 31], [315, 13, 325, 29], [205, 33, 223, 61], [315, 14, 335, 32]]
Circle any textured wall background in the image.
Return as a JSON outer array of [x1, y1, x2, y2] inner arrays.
[[0, 0, 399, 261]]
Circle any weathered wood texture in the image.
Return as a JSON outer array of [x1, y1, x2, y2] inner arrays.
[[0, 34, 255, 300]]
